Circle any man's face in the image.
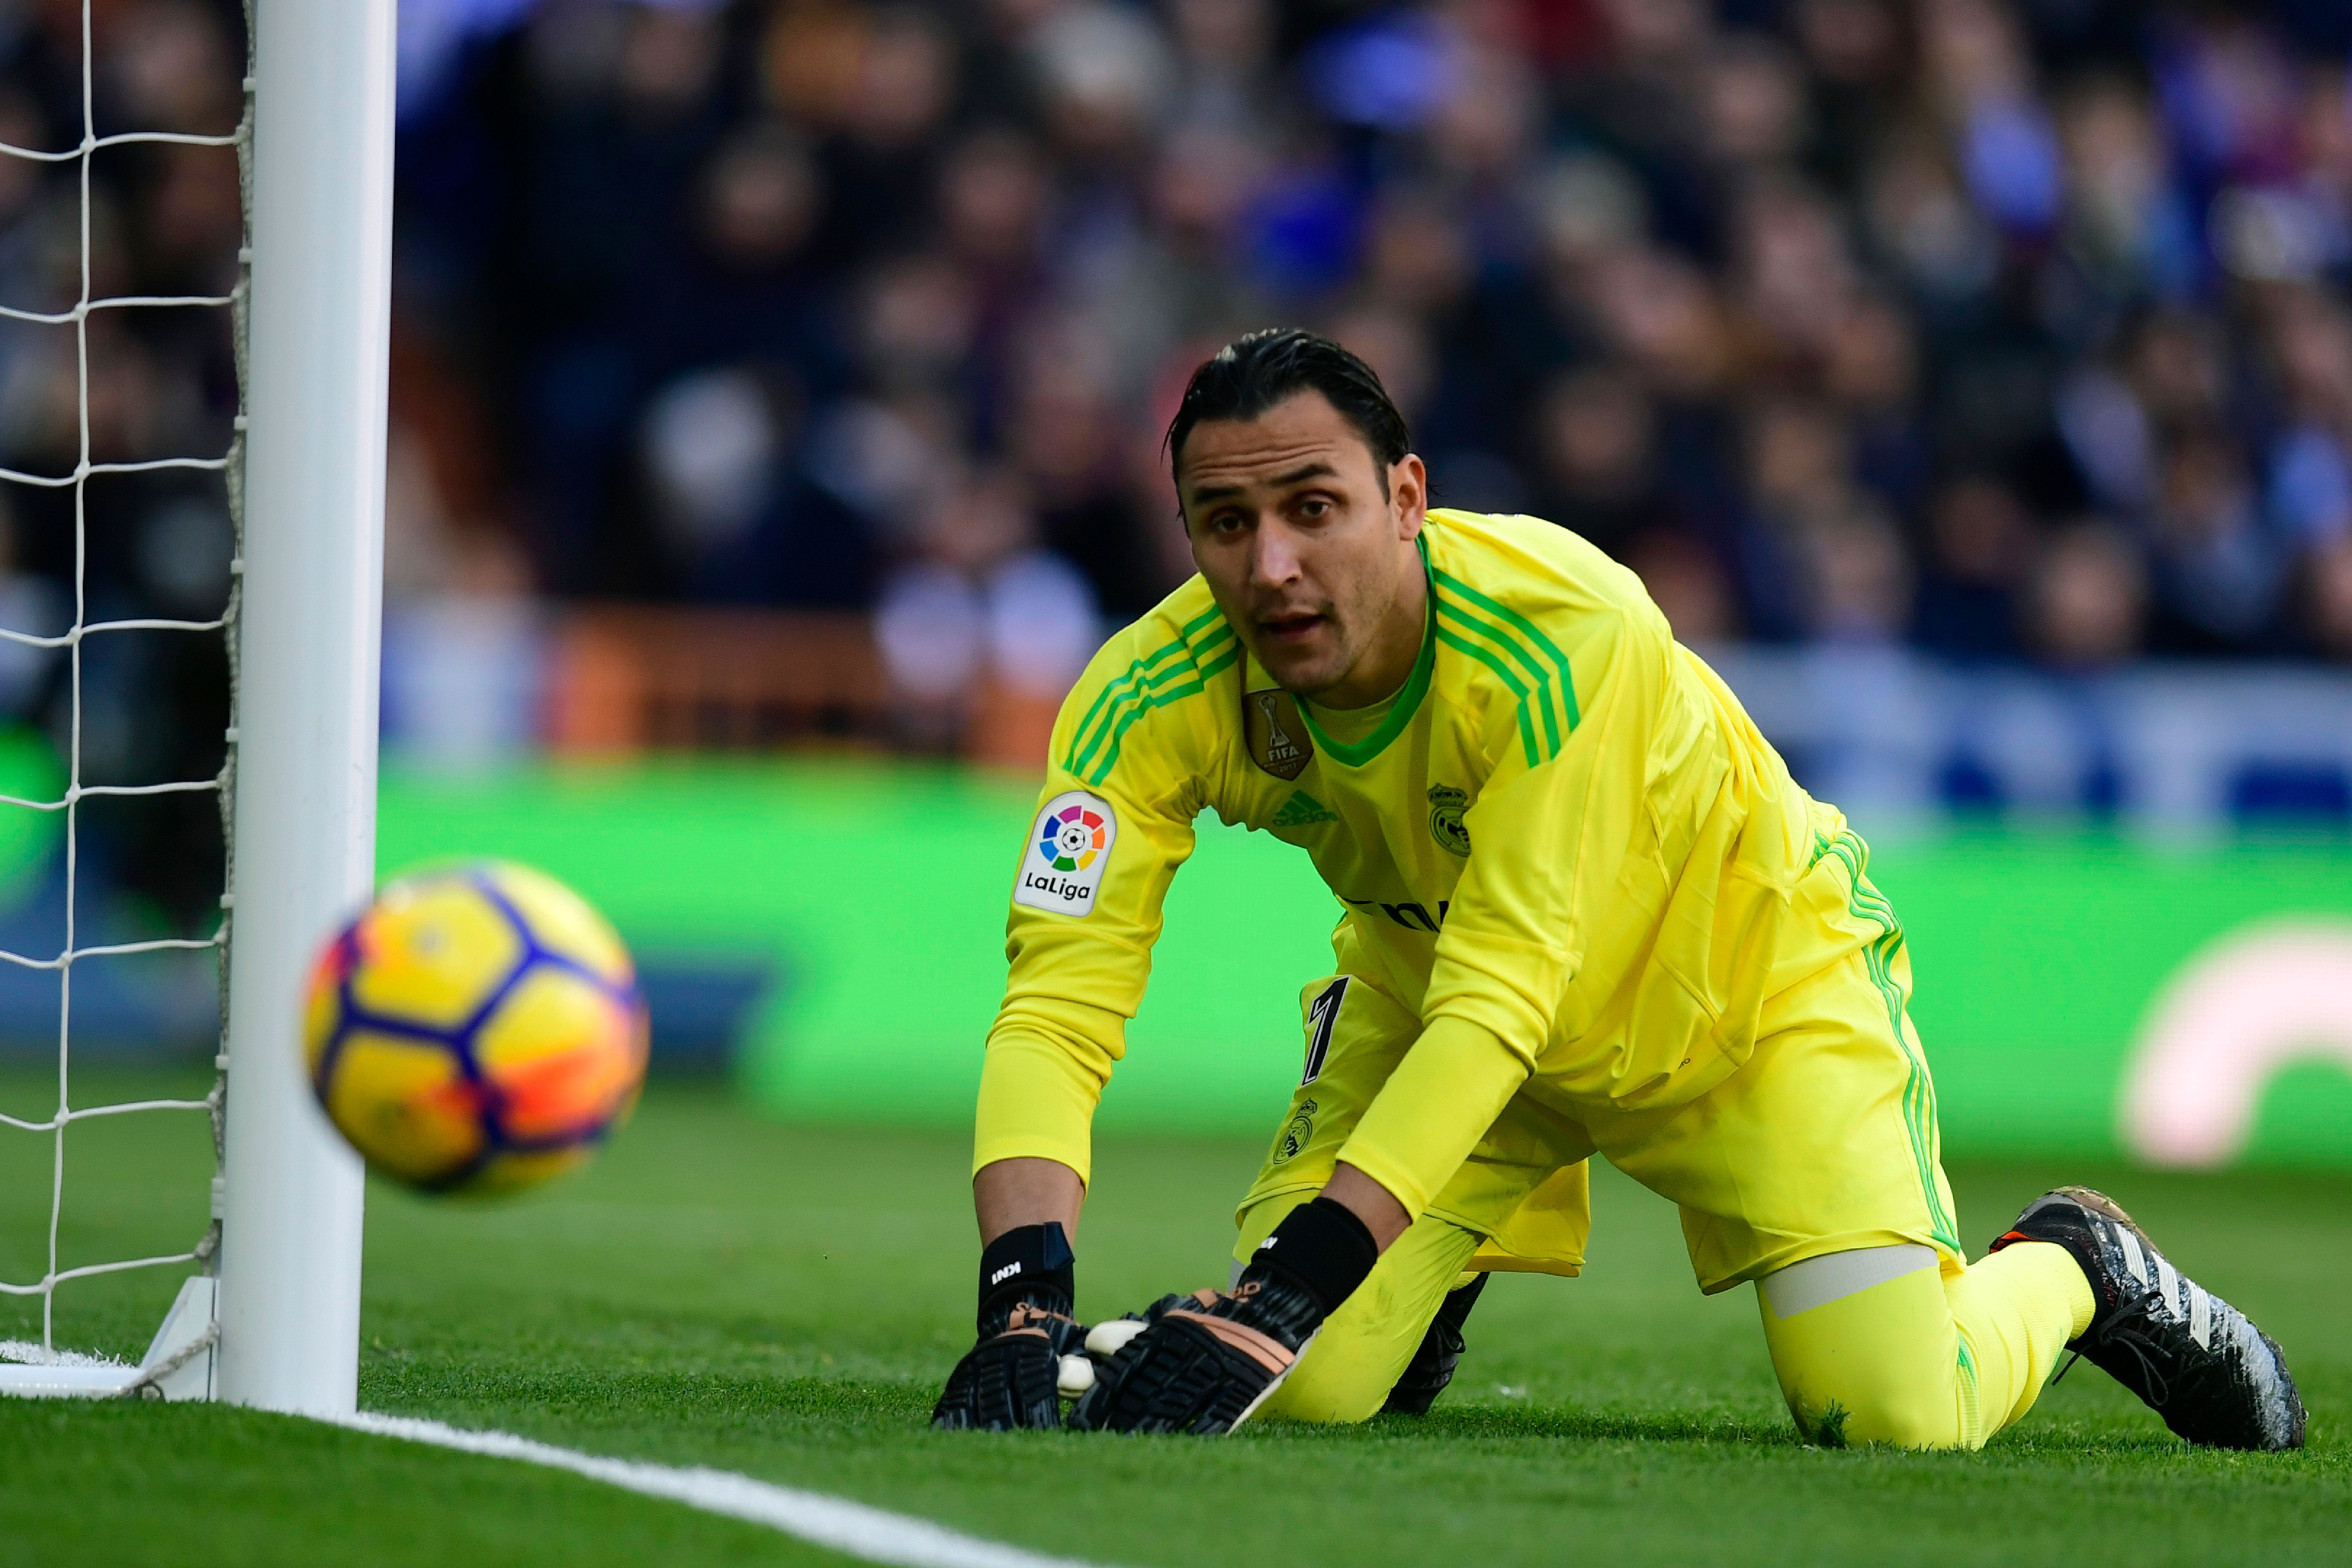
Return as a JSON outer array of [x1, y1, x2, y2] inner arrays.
[[1177, 391, 1426, 698]]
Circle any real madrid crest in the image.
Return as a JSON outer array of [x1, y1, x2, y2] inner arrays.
[[1244, 687, 1314, 780], [1273, 1098, 1318, 1165], [1427, 784, 1472, 856]]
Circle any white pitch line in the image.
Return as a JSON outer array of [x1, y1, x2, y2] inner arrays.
[[0, 1339, 128, 1369], [329, 1411, 1119, 1568]]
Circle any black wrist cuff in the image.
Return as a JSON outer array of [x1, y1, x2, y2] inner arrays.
[[977, 1222, 1075, 1330], [1249, 1197, 1378, 1314]]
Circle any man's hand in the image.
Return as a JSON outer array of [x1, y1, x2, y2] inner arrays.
[[931, 1300, 1090, 1430], [932, 1220, 1083, 1431], [1067, 1276, 1319, 1433], [1067, 1196, 1378, 1435]]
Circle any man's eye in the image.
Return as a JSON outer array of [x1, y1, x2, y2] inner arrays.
[[1298, 498, 1330, 519]]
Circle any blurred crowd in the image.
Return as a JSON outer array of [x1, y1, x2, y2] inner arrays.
[[7, 2, 2352, 830], [385, 0, 2352, 676], [1, 0, 2348, 996], [0, 0, 241, 925]]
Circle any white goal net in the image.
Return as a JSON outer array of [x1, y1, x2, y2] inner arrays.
[[0, 0, 250, 1399], [0, 0, 390, 1410]]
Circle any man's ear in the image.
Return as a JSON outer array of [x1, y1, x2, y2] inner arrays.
[[1391, 454, 1429, 540]]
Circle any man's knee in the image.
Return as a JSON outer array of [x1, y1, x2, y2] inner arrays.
[[1254, 1211, 1484, 1425], [1778, 1376, 1966, 1450], [1258, 1331, 1395, 1424], [1759, 1245, 1976, 1451]]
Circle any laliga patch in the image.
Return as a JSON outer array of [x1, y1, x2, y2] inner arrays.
[[1015, 790, 1118, 916]]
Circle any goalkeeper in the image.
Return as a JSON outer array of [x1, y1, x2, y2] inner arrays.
[[931, 329, 2305, 1451]]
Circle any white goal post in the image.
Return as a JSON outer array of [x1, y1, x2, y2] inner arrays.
[[217, 0, 395, 1416], [0, 0, 392, 1412]]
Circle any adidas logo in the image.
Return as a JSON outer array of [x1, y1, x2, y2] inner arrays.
[[1270, 789, 1339, 828]]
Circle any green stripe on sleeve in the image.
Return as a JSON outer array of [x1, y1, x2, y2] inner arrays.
[[1081, 637, 1239, 787], [1065, 614, 1233, 778], [1434, 626, 1540, 769], [1064, 639, 1190, 773], [1432, 566, 1581, 731], [1432, 592, 1562, 760]]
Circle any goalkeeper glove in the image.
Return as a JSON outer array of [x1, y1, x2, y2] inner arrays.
[[931, 1222, 1088, 1431], [1067, 1196, 1377, 1435]]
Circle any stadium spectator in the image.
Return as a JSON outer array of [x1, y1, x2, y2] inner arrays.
[[376, 0, 2352, 670]]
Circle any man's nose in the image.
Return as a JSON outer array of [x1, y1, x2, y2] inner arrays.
[[1250, 522, 1303, 589]]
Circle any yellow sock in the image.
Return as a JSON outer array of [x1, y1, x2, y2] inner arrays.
[[1949, 1240, 2095, 1433]]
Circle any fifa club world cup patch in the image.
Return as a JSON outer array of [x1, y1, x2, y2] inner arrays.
[[1015, 790, 1118, 916], [1245, 688, 1313, 780]]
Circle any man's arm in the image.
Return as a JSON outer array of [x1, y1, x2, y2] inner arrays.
[[936, 613, 1224, 1431], [1330, 610, 1659, 1232], [939, 845, 1190, 1432], [975, 1156, 1084, 1244], [1320, 1162, 1408, 1248]]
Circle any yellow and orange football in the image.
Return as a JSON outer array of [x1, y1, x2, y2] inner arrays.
[[302, 862, 649, 1195]]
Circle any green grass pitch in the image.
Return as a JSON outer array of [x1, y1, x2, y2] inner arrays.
[[0, 1067, 2341, 1567]]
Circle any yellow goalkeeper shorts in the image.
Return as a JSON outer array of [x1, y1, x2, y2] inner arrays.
[[1233, 838, 1963, 1292], [1232, 964, 1592, 1278]]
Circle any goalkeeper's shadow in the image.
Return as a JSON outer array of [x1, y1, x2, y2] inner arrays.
[[1258, 1404, 1797, 1447], [1293, 1406, 2224, 1459]]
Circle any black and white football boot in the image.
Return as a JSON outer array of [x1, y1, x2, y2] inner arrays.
[[1988, 1187, 2305, 1451]]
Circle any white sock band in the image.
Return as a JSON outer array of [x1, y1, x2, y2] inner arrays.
[[1761, 1244, 1938, 1319]]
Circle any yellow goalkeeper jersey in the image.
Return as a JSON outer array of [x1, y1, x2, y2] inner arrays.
[[976, 508, 1825, 1213]]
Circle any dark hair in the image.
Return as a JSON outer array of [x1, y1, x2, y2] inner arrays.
[[1165, 328, 1411, 482]]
